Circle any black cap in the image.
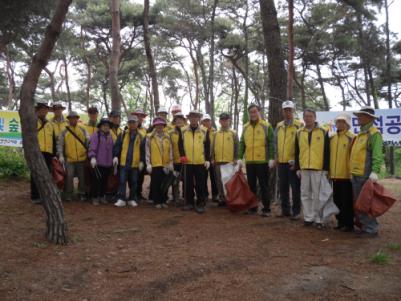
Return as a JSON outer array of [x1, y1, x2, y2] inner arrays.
[[88, 106, 99, 113], [97, 118, 112, 128], [109, 110, 121, 117], [219, 112, 231, 119]]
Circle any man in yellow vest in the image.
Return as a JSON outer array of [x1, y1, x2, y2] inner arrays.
[[275, 100, 302, 219], [113, 115, 145, 207], [109, 110, 122, 142], [330, 113, 355, 232], [146, 117, 173, 209], [58, 111, 90, 202], [32, 100, 56, 204], [83, 106, 99, 137], [169, 112, 186, 204], [211, 112, 239, 206], [132, 108, 148, 201], [201, 113, 219, 202], [350, 106, 384, 237], [238, 103, 275, 217], [50, 101, 68, 138], [295, 108, 330, 229], [181, 110, 211, 214]]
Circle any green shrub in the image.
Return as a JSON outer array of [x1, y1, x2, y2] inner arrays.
[[0, 146, 30, 179]]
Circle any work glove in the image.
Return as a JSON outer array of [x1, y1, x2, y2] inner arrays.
[[268, 159, 275, 169], [90, 157, 97, 168], [59, 156, 65, 165], [180, 156, 188, 164], [138, 162, 144, 171], [288, 160, 295, 170], [163, 166, 169, 174], [296, 170, 301, 179], [147, 164, 152, 174], [204, 161, 210, 170], [234, 159, 243, 172], [168, 163, 174, 172], [113, 157, 119, 167], [369, 172, 379, 183]]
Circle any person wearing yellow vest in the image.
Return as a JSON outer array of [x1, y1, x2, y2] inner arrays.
[[201, 113, 219, 202], [113, 115, 145, 207], [211, 112, 239, 206], [166, 104, 182, 131], [330, 113, 355, 232], [146, 117, 173, 209], [132, 108, 149, 201], [83, 106, 99, 137], [350, 107, 384, 237], [294, 108, 330, 229], [169, 112, 186, 204], [50, 101, 68, 138], [181, 110, 211, 214], [31, 100, 56, 204], [109, 110, 122, 142], [58, 111, 90, 202], [274, 100, 302, 219], [238, 103, 275, 217]]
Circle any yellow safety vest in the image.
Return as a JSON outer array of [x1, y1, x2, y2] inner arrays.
[[242, 120, 271, 162], [170, 127, 184, 164], [51, 118, 68, 138], [329, 130, 354, 179], [37, 119, 54, 154], [297, 126, 326, 170], [276, 119, 302, 163], [83, 122, 98, 137], [138, 126, 147, 138], [119, 131, 142, 168], [110, 127, 122, 143], [148, 132, 171, 167], [182, 127, 206, 164], [63, 126, 88, 162], [213, 128, 236, 163], [350, 126, 379, 177]]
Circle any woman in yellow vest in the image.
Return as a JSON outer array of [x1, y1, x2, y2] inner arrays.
[[295, 108, 330, 229], [350, 107, 384, 237], [50, 101, 68, 138], [57, 111, 90, 202], [329, 113, 355, 232], [211, 112, 239, 206], [31, 100, 56, 204], [146, 117, 173, 209]]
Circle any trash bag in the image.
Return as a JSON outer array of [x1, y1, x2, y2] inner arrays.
[[106, 173, 119, 193], [318, 174, 339, 223], [220, 163, 236, 195], [52, 157, 66, 189], [160, 171, 177, 196], [355, 180, 398, 218], [225, 170, 258, 212]]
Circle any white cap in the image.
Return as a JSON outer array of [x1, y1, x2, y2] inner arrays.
[[335, 113, 352, 128], [157, 106, 168, 114], [170, 104, 182, 113], [282, 100, 295, 109], [201, 113, 211, 121]]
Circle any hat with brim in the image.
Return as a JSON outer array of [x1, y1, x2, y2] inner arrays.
[[132, 109, 148, 117], [67, 111, 80, 119], [88, 106, 99, 114], [35, 100, 49, 108], [282, 100, 295, 109], [173, 112, 185, 121], [186, 110, 202, 118], [335, 113, 352, 128], [52, 101, 66, 110], [157, 106, 168, 114], [127, 115, 139, 123], [201, 113, 212, 122], [97, 118, 112, 128], [153, 117, 167, 126], [353, 106, 377, 119], [109, 110, 121, 118], [219, 112, 231, 120]]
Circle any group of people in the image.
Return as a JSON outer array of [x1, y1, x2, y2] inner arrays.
[[32, 99, 384, 237]]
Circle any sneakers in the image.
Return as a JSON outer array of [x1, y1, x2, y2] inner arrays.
[[303, 221, 314, 227], [211, 195, 219, 203], [114, 199, 127, 207], [290, 214, 301, 221], [161, 203, 168, 209], [127, 200, 138, 207], [182, 204, 194, 211], [194, 205, 205, 214], [260, 209, 271, 218], [315, 223, 326, 230], [356, 230, 378, 238], [99, 196, 108, 205], [92, 198, 100, 206], [155, 204, 162, 209]]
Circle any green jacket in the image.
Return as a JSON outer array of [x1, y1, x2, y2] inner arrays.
[[360, 122, 384, 174]]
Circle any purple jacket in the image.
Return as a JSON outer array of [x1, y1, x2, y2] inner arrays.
[[88, 131, 114, 167]]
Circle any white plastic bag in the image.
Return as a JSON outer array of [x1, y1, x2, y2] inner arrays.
[[220, 163, 236, 195]]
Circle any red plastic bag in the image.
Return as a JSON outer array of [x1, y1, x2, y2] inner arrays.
[[52, 157, 66, 189], [225, 170, 258, 212], [355, 180, 398, 218]]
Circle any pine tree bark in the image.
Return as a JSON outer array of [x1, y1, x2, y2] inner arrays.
[[143, 0, 160, 113], [287, 0, 294, 100], [18, 0, 71, 245], [110, 0, 122, 112]]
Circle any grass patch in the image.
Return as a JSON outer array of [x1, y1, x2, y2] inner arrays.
[[370, 250, 391, 264], [32, 242, 48, 249], [386, 242, 401, 251]]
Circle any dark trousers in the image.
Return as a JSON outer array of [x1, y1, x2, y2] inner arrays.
[[136, 168, 145, 198], [333, 179, 354, 228], [118, 166, 138, 201], [92, 166, 111, 198], [184, 164, 207, 206], [246, 163, 270, 212], [30, 152, 53, 200], [278, 163, 301, 216], [150, 167, 168, 205], [173, 163, 184, 202], [205, 166, 218, 198]]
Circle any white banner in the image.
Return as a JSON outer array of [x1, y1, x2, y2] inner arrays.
[[316, 109, 401, 146]]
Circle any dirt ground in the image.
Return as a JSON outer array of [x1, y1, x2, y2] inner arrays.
[[0, 178, 400, 301]]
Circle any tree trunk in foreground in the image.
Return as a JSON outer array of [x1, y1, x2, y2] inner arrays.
[[18, 0, 71, 245], [110, 0, 122, 112]]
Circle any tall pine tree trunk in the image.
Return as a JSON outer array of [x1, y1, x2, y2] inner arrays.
[[208, 0, 218, 124], [110, 0, 122, 112], [287, 0, 294, 100], [18, 0, 71, 245]]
